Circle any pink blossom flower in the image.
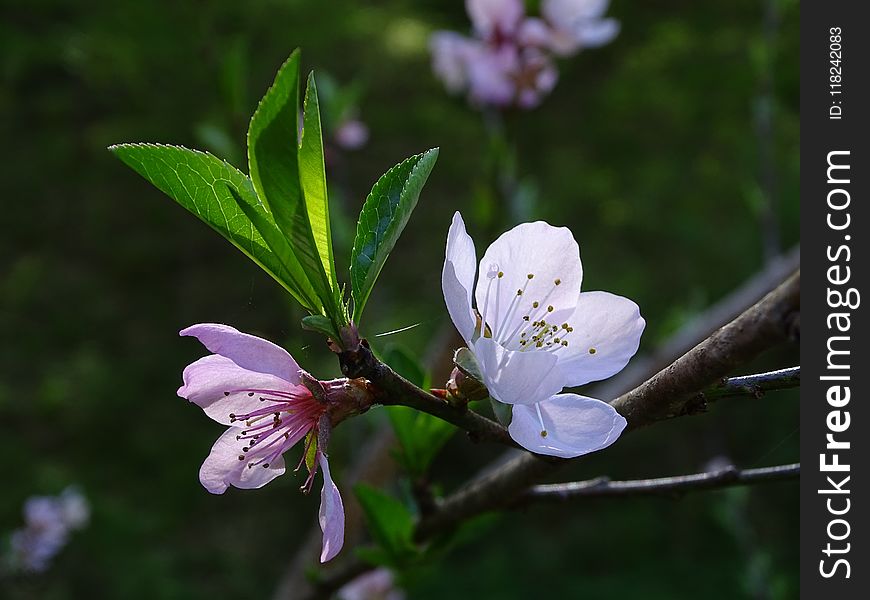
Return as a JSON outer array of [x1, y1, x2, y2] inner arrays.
[[429, 0, 618, 109], [177, 323, 349, 562], [6, 487, 89, 573]]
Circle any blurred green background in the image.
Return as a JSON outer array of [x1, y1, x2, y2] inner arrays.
[[1, 0, 799, 598]]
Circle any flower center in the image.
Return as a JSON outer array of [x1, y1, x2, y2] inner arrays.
[[478, 267, 575, 353], [224, 387, 324, 471]]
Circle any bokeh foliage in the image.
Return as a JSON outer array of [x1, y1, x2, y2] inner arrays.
[[1, 0, 798, 598]]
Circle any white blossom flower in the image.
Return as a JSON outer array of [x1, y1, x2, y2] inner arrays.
[[441, 211, 643, 457]]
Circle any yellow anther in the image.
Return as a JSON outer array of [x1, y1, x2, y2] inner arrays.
[[532, 301, 540, 308], [547, 305, 554, 312], [517, 289, 523, 296], [527, 273, 534, 279], [554, 278, 561, 285], [588, 347, 597, 355], [497, 271, 504, 278]]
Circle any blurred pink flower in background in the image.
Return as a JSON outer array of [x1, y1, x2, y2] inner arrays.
[[337, 568, 405, 600], [430, 0, 618, 108], [6, 487, 89, 573]]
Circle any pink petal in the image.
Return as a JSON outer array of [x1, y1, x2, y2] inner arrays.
[[517, 17, 553, 47], [509, 393, 626, 458], [465, 45, 518, 106], [555, 291, 645, 387], [180, 323, 301, 384], [318, 453, 345, 562], [178, 355, 301, 425], [466, 0, 525, 38], [430, 31, 476, 92], [199, 428, 286, 494]]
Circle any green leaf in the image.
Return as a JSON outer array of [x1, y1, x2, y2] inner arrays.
[[298, 73, 336, 289], [109, 143, 313, 305], [355, 484, 417, 566], [246, 51, 338, 321], [304, 431, 318, 473], [300, 314, 340, 341], [350, 148, 439, 324], [453, 347, 483, 382], [380, 346, 454, 475], [227, 187, 321, 311], [382, 345, 428, 389], [387, 406, 456, 476]]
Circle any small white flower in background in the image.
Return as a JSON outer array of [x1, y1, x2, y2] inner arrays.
[[334, 118, 370, 151], [337, 567, 405, 600], [442, 211, 644, 457], [535, 0, 620, 56], [429, 0, 618, 109], [6, 487, 89, 573]]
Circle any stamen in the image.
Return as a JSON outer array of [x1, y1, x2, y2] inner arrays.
[[535, 403, 548, 438], [588, 348, 597, 354]]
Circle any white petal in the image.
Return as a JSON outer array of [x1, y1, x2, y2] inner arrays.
[[180, 323, 301, 385], [199, 428, 286, 494], [543, 0, 610, 24], [471, 337, 565, 405], [556, 291, 645, 387], [475, 221, 582, 346], [442, 212, 478, 342], [576, 18, 619, 48], [509, 393, 626, 458], [318, 453, 345, 563]]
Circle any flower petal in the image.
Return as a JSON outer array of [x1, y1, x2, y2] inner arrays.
[[180, 323, 301, 384], [542, 0, 610, 24], [430, 31, 475, 92], [517, 17, 552, 47], [556, 291, 645, 387], [199, 428, 286, 494], [475, 221, 582, 347], [318, 453, 345, 563], [576, 18, 619, 48], [178, 355, 301, 425], [509, 393, 626, 458], [442, 212, 478, 342], [471, 337, 565, 405], [466, 0, 525, 37], [466, 45, 518, 106]]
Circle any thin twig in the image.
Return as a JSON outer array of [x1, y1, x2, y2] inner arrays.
[[593, 247, 799, 400], [702, 367, 799, 402], [339, 340, 514, 446], [520, 463, 799, 503]]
